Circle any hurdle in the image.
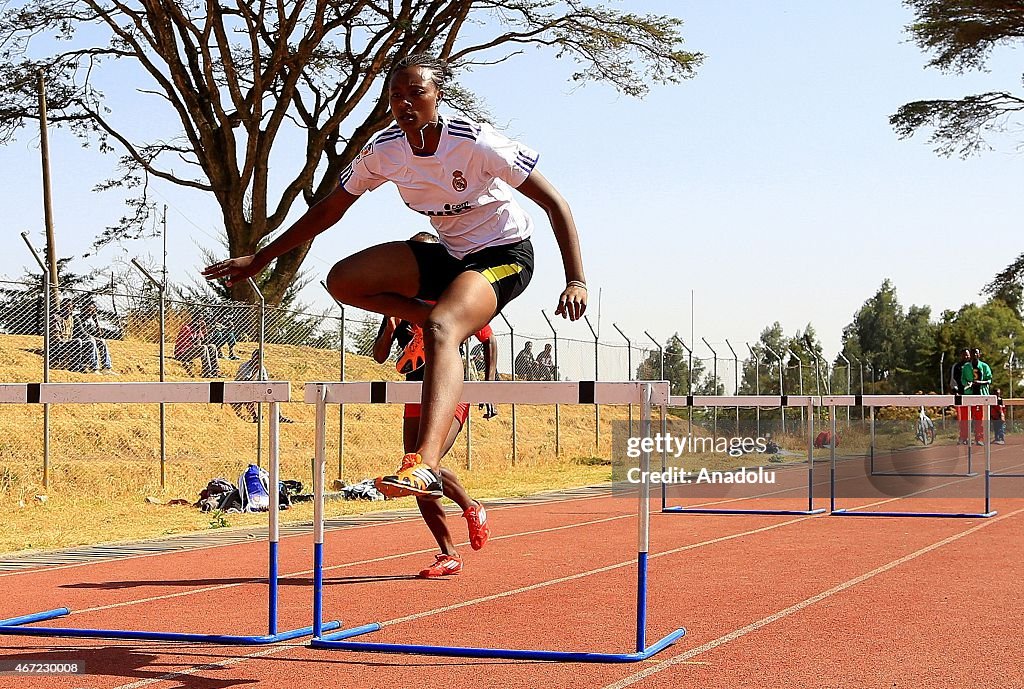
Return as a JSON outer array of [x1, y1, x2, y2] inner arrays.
[[824, 394, 997, 519], [0, 381, 341, 644], [865, 394, 978, 478], [661, 395, 826, 516], [305, 380, 686, 663], [991, 398, 1024, 478]]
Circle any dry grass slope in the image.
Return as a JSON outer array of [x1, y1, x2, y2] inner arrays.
[[0, 334, 627, 554]]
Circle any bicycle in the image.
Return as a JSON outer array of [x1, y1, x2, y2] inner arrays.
[[915, 405, 936, 445]]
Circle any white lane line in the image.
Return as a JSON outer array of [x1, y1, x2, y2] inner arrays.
[[106, 515, 814, 689], [72, 513, 633, 615], [601, 507, 1024, 689]]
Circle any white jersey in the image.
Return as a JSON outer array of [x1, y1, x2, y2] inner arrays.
[[340, 115, 540, 259]]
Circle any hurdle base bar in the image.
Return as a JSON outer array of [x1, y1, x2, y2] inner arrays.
[[870, 471, 979, 478], [0, 608, 342, 645], [663, 506, 826, 516], [311, 626, 686, 663], [831, 508, 997, 519], [989, 473, 1024, 478]]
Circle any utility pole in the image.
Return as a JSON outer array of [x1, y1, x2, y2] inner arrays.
[[38, 71, 59, 303]]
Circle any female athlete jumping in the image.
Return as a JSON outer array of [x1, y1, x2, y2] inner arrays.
[[204, 54, 587, 497]]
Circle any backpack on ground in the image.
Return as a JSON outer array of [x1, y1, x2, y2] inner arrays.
[[239, 464, 271, 512]]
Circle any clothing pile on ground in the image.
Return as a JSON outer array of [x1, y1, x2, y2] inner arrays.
[[194, 465, 311, 513], [335, 478, 386, 502]]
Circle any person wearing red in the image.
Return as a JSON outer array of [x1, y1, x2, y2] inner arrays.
[[950, 348, 971, 444], [992, 388, 1006, 445], [174, 315, 219, 378], [371, 235, 495, 577]]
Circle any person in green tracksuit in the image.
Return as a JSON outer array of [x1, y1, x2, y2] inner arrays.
[[961, 348, 993, 445]]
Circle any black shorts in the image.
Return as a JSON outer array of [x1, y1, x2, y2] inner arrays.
[[407, 238, 534, 315]]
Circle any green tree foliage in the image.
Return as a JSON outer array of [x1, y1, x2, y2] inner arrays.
[[738, 322, 787, 395], [0, 1, 703, 305], [902, 304, 940, 392], [788, 324, 827, 395], [838, 279, 1024, 394], [841, 279, 909, 390], [891, 0, 1024, 157], [350, 315, 383, 358], [634, 333, 716, 395], [936, 300, 1024, 393], [982, 254, 1024, 316]]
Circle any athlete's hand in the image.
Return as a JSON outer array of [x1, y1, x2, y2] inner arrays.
[[555, 283, 587, 321], [202, 255, 262, 287]]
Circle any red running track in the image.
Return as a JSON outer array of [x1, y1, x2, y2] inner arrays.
[[0, 487, 1022, 689]]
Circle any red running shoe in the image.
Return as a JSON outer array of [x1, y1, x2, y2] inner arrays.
[[418, 553, 463, 579], [396, 325, 426, 375], [463, 501, 489, 550]]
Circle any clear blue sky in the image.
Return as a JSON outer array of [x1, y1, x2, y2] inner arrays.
[[2, 1, 1021, 372]]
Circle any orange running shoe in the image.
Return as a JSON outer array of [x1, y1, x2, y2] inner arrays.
[[374, 453, 419, 499], [463, 501, 489, 550], [396, 325, 426, 375], [418, 553, 463, 579], [376, 453, 443, 498]]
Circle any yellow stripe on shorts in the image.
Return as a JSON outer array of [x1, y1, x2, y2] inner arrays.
[[480, 263, 523, 284]]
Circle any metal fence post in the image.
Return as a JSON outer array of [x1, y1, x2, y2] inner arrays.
[[702, 338, 718, 441], [746, 343, 761, 437], [613, 323, 633, 436], [542, 310, 560, 457], [673, 335, 694, 440], [643, 331, 664, 384], [248, 278, 266, 468], [939, 351, 947, 432], [132, 259, 166, 488], [21, 232, 49, 488], [837, 352, 852, 429], [463, 341, 472, 470], [321, 281, 346, 480], [585, 315, 599, 453], [789, 349, 804, 435], [725, 339, 739, 437], [764, 344, 785, 435], [500, 313, 516, 466], [852, 355, 865, 426], [339, 308, 346, 478]]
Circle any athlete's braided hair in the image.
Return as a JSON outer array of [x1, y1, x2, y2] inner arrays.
[[391, 53, 451, 93]]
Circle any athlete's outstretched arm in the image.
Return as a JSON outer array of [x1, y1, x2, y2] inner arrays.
[[517, 170, 587, 321], [203, 185, 360, 286]]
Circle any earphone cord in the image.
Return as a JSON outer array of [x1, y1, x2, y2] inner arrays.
[[411, 120, 440, 150]]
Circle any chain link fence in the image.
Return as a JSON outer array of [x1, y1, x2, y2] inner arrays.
[[1, 274, 891, 499]]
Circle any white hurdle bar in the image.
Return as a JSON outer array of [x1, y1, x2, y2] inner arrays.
[[821, 394, 997, 519], [0, 381, 342, 644], [663, 395, 826, 516], [305, 380, 687, 663]]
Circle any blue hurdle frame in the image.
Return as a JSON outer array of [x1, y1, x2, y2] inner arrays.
[[306, 380, 686, 663], [865, 394, 978, 478], [0, 381, 341, 644], [660, 395, 827, 516], [825, 395, 997, 519]]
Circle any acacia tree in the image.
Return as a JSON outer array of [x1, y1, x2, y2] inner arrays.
[[890, 0, 1024, 157], [0, 0, 703, 305]]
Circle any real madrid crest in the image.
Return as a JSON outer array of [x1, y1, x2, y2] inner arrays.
[[452, 170, 467, 192]]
